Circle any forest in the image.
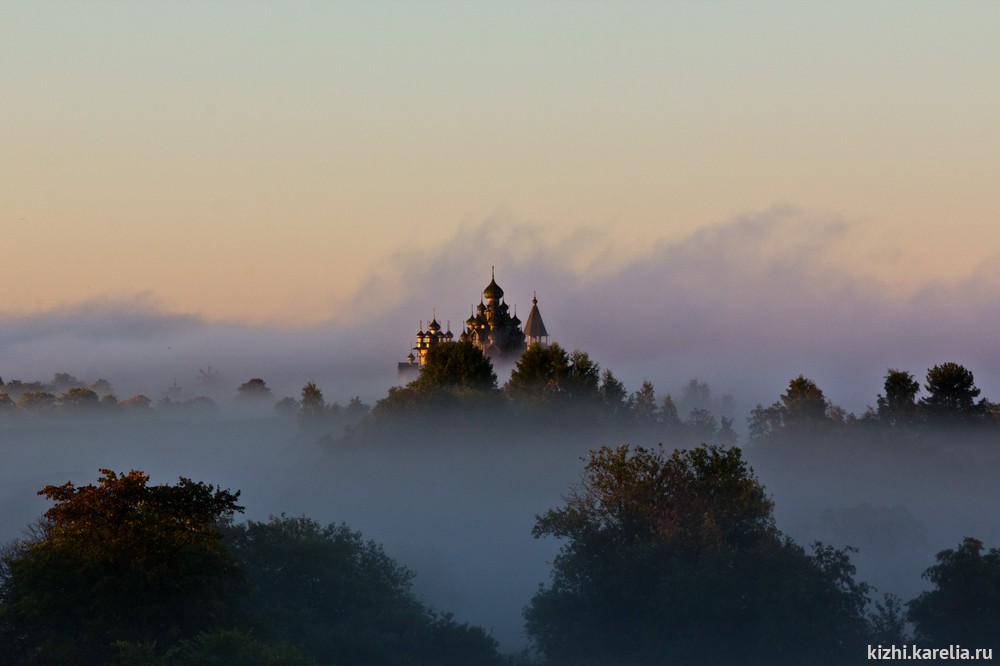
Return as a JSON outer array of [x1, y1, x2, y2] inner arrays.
[[2, 341, 1000, 664]]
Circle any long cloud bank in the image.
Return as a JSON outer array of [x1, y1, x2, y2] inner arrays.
[[2, 207, 999, 415]]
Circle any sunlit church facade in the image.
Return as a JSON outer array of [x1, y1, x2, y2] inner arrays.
[[397, 270, 548, 383]]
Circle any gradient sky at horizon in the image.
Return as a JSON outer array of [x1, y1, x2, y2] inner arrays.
[[3, 1, 998, 325]]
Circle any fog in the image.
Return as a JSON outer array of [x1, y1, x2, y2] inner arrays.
[[4, 209, 999, 415], [3, 210, 1000, 651], [3, 408, 1000, 651]]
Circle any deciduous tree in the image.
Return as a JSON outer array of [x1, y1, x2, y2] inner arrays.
[[526, 444, 870, 665], [225, 515, 503, 666], [907, 537, 1000, 648], [0, 470, 245, 664], [876, 369, 920, 426]]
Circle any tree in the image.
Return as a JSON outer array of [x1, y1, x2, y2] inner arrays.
[[660, 394, 682, 432], [780, 375, 829, 427], [920, 362, 987, 423], [565, 350, 600, 402], [504, 342, 570, 406], [525, 444, 870, 665], [412, 341, 498, 393], [113, 630, 315, 665], [632, 380, 658, 425], [748, 376, 839, 441], [505, 344, 603, 410], [0, 470, 245, 664], [598, 369, 629, 416], [907, 537, 1000, 648], [747, 401, 785, 441], [50, 372, 82, 392], [876, 369, 920, 426], [58, 386, 100, 411], [89, 378, 114, 396], [345, 396, 370, 420], [120, 394, 152, 411], [224, 515, 503, 666], [274, 396, 299, 419], [684, 407, 719, 443], [237, 378, 274, 401], [15, 390, 55, 413], [678, 378, 712, 416], [298, 381, 325, 425]]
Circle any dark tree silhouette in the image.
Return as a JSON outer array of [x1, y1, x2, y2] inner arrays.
[[781, 375, 829, 426], [908, 537, 1000, 649], [412, 341, 497, 393], [0, 470, 244, 664], [225, 515, 503, 666], [505, 342, 570, 405], [920, 363, 987, 423], [526, 444, 870, 665], [876, 369, 920, 426], [237, 378, 274, 401]]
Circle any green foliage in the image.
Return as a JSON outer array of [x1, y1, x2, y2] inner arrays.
[[565, 350, 600, 401], [373, 342, 500, 419], [876, 369, 920, 426], [598, 369, 629, 415], [631, 380, 657, 425], [345, 395, 370, 419], [505, 344, 603, 412], [15, 390, 56, 413], [112, 630, 316, 665], [412, 341, 498, 393], [274, 396, 299, 418], [660, 394, 681, 429], [749, 375, 841, 442], [869, 593, 907, 645], [237, 378, 274, 401], [781, 374, 829, 426], [120, 393, 152, 411], [225, 514, 503, 666], [504, 342, 570, 405], [921, 362, 987, 423], [526, 444, 870, 665], [0, 470, 245, 664], [907, 537, 1000, 648], [58, 386, 100, 410], [298, 381, 326, 425]]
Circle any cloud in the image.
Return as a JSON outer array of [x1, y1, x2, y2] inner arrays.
[[3, 207, 1000, 415], [333, 205, 1000, 413]]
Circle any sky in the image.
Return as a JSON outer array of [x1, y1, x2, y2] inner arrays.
[[2, 1, 1000, 410]]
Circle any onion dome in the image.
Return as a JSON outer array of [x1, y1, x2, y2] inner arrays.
[[459, 330, 469, 342], [483, 277, 504, 302], [406, 352, 415, 363], [427, 318, 441, 332], [477, 301, 486, 314]]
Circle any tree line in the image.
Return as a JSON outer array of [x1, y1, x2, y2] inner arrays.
[[0, 373, 371, 425], [364, 341, 1000, 449], [7, 348, 995, 449], [748, 363, 996, 443], [0, 470, 506, 666], [3, 449, 998, 665]]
